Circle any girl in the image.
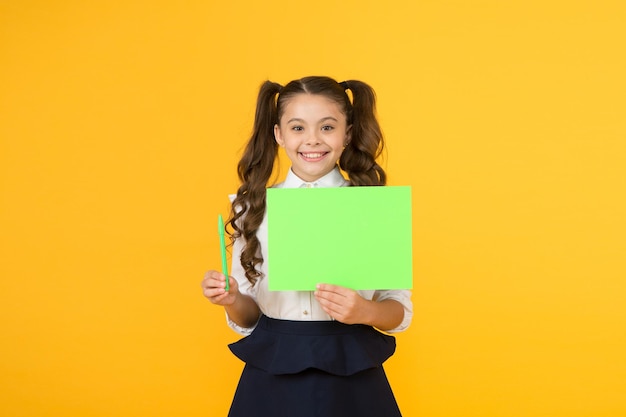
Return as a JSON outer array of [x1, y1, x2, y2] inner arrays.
[[202, 76, 413, 417]]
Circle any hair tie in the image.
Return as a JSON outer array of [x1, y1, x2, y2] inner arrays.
[[340, 81, 350, 90]]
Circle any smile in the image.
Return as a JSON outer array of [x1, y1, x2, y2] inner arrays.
[[299, 152, 328, 161]]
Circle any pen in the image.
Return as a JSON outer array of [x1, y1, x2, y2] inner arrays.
[[218, 214, 229, 291]]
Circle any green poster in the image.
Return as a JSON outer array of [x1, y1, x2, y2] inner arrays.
[[266, 186, 413, 291]]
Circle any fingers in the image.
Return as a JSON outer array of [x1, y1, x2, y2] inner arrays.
[[201, 270, 232, 304], [314, 283, 363, 324], [315, 283, 345, 294], [201, 270, 227, 289], [314, 283, 350, 304], [314, 285, 346, 315]]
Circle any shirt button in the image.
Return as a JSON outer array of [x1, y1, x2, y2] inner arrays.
[[303, 310, 309, 315]]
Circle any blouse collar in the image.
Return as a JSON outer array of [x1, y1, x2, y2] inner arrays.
[[281, 166, 348, 189]]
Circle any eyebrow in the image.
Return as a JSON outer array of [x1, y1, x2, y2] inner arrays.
[[286, 116, 339, 124]]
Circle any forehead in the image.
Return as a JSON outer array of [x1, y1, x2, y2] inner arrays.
[[279, 93, 345, 121]]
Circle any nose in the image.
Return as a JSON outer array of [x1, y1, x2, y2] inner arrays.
[[304, 131, 321, 146]]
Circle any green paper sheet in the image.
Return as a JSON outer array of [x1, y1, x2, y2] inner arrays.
[[266, 186, 413, 291]]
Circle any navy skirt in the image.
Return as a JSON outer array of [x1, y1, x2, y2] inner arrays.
[[227, 315, 402, 417]]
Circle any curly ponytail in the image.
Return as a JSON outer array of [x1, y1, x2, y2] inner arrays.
[[227, 81, 281, 285], [338, 80, 386, 186]]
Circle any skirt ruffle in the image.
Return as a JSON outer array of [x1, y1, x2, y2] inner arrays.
[[228, 315, 396, 376]]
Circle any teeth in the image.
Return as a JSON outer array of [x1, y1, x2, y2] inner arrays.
[[302, 152, 324, 158]]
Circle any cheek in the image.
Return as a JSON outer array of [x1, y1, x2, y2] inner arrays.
[[284, 141, 301, 154], [334, 135, 348, 150]]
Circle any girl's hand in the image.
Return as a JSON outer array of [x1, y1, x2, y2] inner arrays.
[[314, 283, 371, 325], [201, 270, 239, 306]]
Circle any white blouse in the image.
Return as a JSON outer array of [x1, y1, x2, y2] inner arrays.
[[226, 167, 413, 335]]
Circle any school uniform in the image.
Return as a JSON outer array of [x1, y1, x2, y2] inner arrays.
[[226, 167, 413, 417]]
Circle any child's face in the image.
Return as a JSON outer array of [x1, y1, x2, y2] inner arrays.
[[274, 93, 350, 183]]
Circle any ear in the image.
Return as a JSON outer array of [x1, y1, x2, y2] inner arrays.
[[274, 124, 284, 147], [344, 125, 352, 147]]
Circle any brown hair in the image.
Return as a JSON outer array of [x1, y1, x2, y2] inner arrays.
[[227, 76, 386, 285]]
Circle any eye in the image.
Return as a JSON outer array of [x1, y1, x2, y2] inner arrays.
[[321, 125, 334, 131], [291, 125, 304, 132]]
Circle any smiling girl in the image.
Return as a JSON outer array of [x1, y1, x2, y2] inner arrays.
[[202, 76, 413, 417]]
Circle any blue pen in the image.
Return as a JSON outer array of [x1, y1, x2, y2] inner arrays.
[[218, 214, 229, 291]]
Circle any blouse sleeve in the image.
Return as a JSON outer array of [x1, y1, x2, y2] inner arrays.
[[373, 289, 413, 333]]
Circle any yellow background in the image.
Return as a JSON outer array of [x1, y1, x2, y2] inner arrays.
[[1, 1, 625, 416]]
